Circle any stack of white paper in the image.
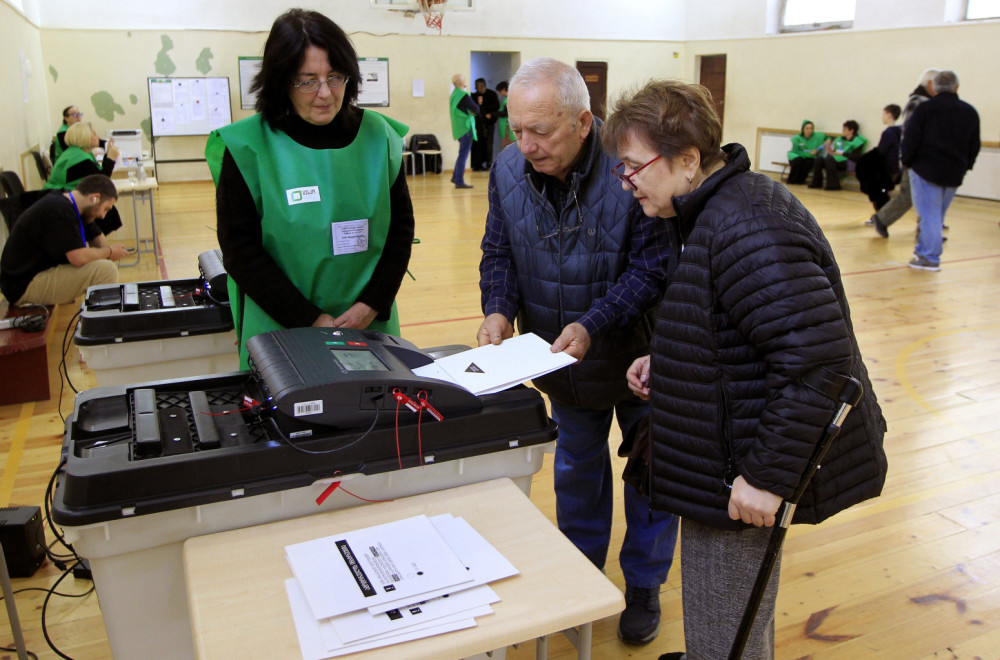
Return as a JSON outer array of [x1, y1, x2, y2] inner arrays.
[[284, 514, 518, 659], [412, 332, 576, 396]]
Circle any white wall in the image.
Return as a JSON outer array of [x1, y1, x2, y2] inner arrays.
[[0, 1, 51, 182], [3, 0, 997, 189], [27, 0, 688, 41]]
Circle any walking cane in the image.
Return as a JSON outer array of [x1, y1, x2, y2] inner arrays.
[[727, 369, 863, 660]]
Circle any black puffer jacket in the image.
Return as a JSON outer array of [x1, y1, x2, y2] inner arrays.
[[648, 144, 887, 530]]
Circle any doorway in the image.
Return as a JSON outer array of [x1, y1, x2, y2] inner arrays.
[[698, 55, 727, 131], [471, 51, 519, 169], [576, 61, 608, 120]]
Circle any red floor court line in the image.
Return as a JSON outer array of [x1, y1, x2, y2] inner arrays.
[[402, 315, 482, 328], [842, 252, 1000, 277]]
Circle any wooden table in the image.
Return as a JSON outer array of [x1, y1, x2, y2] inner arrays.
[[112, 177, 159, 266], [183, 478, 624, 660]]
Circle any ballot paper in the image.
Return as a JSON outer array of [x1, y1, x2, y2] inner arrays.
[[412, 332, 576, 395], [285, 514, 473, 620], [286, 578, 481, 659], [323, 584, 499, 645], [366, 514, 518, 614]]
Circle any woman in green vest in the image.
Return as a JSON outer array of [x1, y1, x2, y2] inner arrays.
[[206, 8, 414, 369], [786, 120, 824, 184], [45, 122, 123, 235], [50, 105, 84, 162], [809, 120, 868, 190], [496, 81, 516, 150]]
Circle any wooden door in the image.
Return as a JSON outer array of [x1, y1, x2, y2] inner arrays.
[[699, 54, 727, 130], [576, 61, 608, 121]]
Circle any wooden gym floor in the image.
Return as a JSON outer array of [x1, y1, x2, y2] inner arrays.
[[1, 167, 999, 659]]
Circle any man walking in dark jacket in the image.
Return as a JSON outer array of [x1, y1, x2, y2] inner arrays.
[[478, 57, 678, 646], [902, 70, 980, 271]]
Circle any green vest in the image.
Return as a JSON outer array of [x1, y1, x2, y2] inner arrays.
[[830, 134, 867, 163], [205, 111, 407, 368], [44, 146, 94, 191], [498, 97, 515, 142], [787, 132, 825, 161], [52, 124, 68, 160], [450, 87, 477, 141]]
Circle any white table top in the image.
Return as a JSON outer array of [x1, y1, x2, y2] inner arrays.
[[183, 477, 624, 660], [112, 176, 158, 193]]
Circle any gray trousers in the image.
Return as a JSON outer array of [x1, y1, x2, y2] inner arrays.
[[680, 518, 782, 660], [875, 167, 916, 228]]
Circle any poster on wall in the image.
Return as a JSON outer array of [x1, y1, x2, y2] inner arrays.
[[148, 77, 232, 137], [239, 56, 263, 110], [357, 57, 390, 107]]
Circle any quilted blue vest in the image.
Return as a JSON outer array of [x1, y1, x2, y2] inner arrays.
[[491, 122, 654, 409]]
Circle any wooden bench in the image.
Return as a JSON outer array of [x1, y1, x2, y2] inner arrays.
[[0, 300, 54, 406]]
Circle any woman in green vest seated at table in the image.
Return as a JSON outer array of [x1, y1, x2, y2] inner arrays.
[[45, 122, 123, 234], [808, 119, 867, 191], [786, 120, 825, 184], [50, 105, 84, 162], [206, 8, 414, 369]]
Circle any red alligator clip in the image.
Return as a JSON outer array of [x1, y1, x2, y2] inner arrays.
[[417, 391, 444, 422], [392, 388, 421, 413]]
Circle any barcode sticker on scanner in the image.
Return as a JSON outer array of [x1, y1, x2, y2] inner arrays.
[[294, 400, 324, 416]]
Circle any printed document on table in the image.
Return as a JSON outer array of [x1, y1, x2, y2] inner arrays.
[[368, 514, 518, 614], [285, 514, 473, 619], [323, 584, 499, 645], [286, 578, 479, 660], [412, 332, 576, 395]]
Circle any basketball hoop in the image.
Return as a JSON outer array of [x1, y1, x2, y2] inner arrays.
[[419, 0, 447, 33]]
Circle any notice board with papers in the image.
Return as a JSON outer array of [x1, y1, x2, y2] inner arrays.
[[147, 77, 233, 137]]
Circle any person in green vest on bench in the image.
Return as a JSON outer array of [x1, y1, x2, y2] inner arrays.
[[808, 120, 867, 190], [786, 120, 825, 184], [44, 122, 122, 235], [206, 8, 414, 369]]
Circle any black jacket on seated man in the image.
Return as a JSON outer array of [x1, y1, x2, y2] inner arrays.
[[1, 192, 103, 303]]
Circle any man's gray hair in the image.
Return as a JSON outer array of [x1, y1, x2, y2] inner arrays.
[[919, 68, 941, 88], [510, 57, 590, 115], [933, 70, 959, 93]]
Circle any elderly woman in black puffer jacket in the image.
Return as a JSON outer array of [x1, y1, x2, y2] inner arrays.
[[602, 80, 888, 660]]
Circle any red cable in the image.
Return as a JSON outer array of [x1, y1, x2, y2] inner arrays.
[[394, 398, 403, 469]]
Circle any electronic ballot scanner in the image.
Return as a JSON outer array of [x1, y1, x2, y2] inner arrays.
[[247, 327, 484, 433], [72, 249, 238, 387], [53, 327, 557, 526]]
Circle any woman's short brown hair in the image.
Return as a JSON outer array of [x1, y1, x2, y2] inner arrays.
[[602, 80, 724, 171]]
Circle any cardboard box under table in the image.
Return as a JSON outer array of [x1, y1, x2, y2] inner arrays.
[[52, 329, 558, 659], [74, 278, 238, 386]]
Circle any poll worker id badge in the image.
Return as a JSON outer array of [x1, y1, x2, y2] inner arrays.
[[332, 219, 370, 255]]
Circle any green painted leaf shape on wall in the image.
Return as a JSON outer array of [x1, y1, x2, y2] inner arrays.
[[196, 48, 214, 75], [155, 34, 176, 76], [91, 92, 125, 122]]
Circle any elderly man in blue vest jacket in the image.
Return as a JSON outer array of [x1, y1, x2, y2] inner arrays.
[[478, 57, 679, 647]]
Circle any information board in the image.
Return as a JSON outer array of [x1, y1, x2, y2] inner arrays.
[[148, 77, 233, 137], [357, 58, 390, 107]]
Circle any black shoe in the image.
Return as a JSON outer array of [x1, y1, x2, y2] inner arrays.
[[825, 185, 841, 191], [874, 217, 889, 238], [807, 182, 822, 189], [658, 654, 685, 660], [617, 585, 660, 645], [454, 182, 473, 189]]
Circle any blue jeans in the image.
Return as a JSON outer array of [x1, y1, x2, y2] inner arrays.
[[550, 397, 679, 588], [452, 131, 473, 184], [910, 169, 956, 264]]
